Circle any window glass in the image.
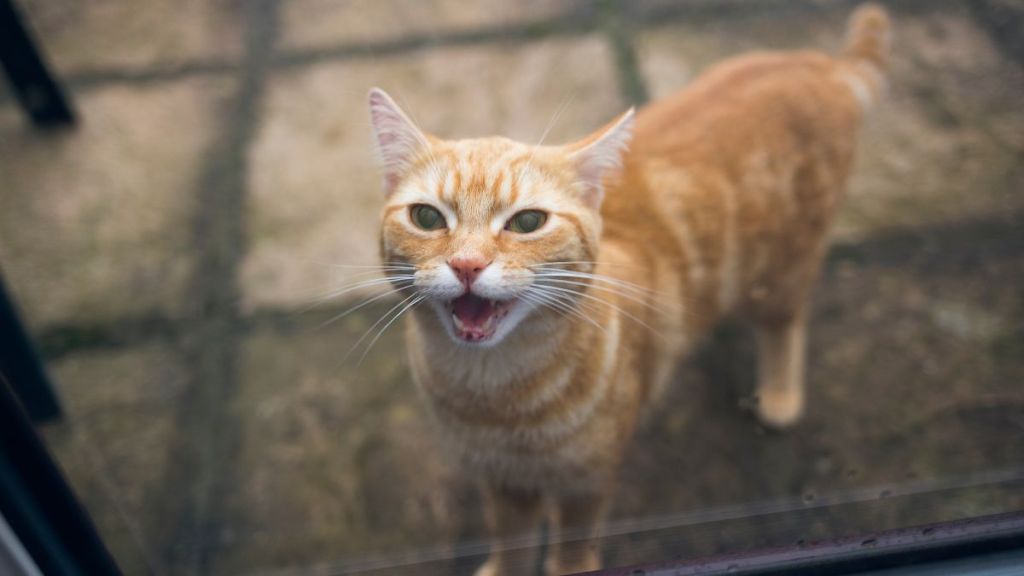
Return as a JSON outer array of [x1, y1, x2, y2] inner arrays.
[[2, 0, 1022, 574]]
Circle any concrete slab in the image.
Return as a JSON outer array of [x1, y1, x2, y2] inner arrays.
[[0, 77, 236, 329], [40, 345, 187, 576], [16, 0, 244, 74], [243, 35, 623, 312], [280, 0, 594, 51]]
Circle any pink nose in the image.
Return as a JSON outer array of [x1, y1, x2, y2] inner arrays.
[[449, 256, 490, 287]]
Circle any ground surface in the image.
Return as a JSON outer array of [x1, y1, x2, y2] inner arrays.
[[1, 1, 1023, 575]]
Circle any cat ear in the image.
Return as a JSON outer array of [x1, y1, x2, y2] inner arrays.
[[567, 108, 635, 208], [368, 88, 429, 195]]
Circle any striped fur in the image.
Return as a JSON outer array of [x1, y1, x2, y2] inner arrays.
[[369, 5, 890, 574]]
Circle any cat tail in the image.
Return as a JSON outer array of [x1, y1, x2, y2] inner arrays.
[[840, 3, 891, 108]]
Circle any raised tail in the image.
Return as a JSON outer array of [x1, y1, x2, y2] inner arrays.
[[845, 3, 891, 71], [840, 3, 891, 108]]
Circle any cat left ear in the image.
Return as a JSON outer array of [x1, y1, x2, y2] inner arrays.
[[567, 108, 635, 208], [368, 88, 430, 195]]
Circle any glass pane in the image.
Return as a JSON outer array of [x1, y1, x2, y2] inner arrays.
[[1, 0, 1021, 574]]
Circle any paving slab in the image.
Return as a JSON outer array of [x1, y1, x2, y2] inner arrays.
[[16, 0, 244, 75], [279, 0, 595, 52], [634, 3, 1024, 242], [39, 344, 188, 576], [0, 77, 236, 329], [243, 35, 623, 312]]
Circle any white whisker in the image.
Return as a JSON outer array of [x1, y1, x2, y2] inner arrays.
[[519, 291, 578, 326], [357, 295, 425, 366], [529, 288, 614, 335], [531, 284, 663, 338], [279, 256, 416, 271], [532, 270, 667, 298], [323, 263, 416, 270], [302, 275, 416, 312], [534, 94, 575, 149], [522, 289, 606, 333], [314, 283, 414, 330], [534, 277, 679, 314], [531, 260, 646, 271], [339, 292, 421, 367]]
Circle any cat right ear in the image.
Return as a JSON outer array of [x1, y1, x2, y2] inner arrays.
[[368, 88, 429, 195]]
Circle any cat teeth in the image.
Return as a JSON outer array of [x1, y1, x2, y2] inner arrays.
[[451, 312, 496, 333], [481, 313, 497, 332]]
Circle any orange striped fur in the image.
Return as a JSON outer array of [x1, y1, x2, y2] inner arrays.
[[368, 5, 890, 574]]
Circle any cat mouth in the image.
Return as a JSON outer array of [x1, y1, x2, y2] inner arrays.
[[447, 294, 514, 342]]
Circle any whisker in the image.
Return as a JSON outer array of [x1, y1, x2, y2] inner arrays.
[[357, 295, 425, 366], [522, 289, 606, 333], [532, 270, 667, 298], [323, 263, 416, 270], [322, 268, 416, 283], [277, 256, 416, 271], [530, 284, 664, 339], [314, 283, 414, 330], [534, 278, 679, 314], [339, 292, 421, 367], [534, 94, 575, 149], [301, 276, 416, 312], [519, 291, 579, 327], [530, 260, 638, 269]]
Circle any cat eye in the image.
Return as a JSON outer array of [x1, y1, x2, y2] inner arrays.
[[505, 210, 547, 234], [410, 204, 446, 231]]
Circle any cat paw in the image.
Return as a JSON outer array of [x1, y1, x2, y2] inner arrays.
[[756, 389, 804, 429], [545, 553, 601, 575], [474, 559, 497, 576]]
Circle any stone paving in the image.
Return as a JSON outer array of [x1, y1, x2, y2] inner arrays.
[[1, 1, 1023, 575]]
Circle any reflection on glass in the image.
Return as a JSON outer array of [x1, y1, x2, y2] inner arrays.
[[1, 0, 1021, 574]]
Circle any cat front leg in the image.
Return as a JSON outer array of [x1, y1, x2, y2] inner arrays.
[[474, 482, 545, 576], [545, 489, 611, 575], [754, 308, 808, 428]]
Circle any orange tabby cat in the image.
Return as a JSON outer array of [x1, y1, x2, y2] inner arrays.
[[367, 5, 889, 574]]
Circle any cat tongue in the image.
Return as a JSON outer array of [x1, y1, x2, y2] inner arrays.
[[452, 294, 495, 327]]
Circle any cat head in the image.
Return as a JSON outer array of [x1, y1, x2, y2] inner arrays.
[[369, 88, 633, 347]]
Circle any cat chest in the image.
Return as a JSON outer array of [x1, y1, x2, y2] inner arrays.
[[417, 363, 627, 487], [433, 406, 620, 490]]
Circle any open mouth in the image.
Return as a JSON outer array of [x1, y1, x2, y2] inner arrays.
[[447, 294, 514, 342]]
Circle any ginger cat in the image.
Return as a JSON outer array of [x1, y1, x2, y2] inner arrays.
[[367, 5, 890, 574]]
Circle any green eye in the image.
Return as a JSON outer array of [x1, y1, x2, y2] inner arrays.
[[505, 210, 547, 234], [410, 204, 446, 230]]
